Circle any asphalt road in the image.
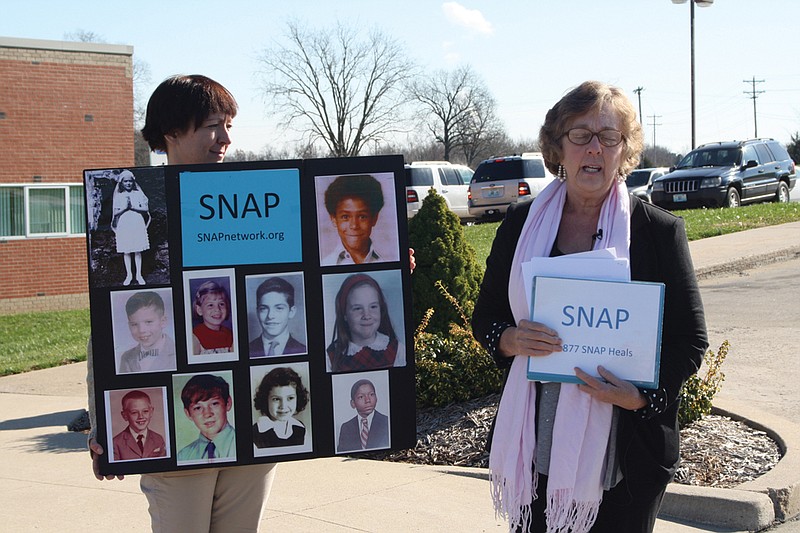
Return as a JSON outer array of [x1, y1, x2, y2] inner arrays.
[[698, 256, 800, 425]]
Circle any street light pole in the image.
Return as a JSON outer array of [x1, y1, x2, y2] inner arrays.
[[690, 0, 696, 149], [673, 0, 713, 150]]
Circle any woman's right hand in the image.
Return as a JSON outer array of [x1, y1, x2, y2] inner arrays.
[[498, 319, 562, 358], [89, 437, 124, 481]]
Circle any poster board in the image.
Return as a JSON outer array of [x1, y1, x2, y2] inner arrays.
[[527, 276, 664, 388], [85, 155, 415, 475]]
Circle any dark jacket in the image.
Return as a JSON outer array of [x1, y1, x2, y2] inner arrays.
[[337, 410, 390, 453], [472, 195, 708, 498], [248, 335, 306, 358], [112, 427, 167, 461]]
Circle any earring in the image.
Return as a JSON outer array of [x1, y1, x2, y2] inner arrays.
[[557, 164, 566, 182], [616, 169, 626, 183]]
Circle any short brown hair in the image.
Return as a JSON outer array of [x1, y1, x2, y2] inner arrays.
[[141, 74, 238, 152], [180, 374, 230, 409]]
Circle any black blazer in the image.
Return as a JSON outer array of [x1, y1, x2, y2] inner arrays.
[[248, 335, 307, 358], [472, 196, 708, 497]]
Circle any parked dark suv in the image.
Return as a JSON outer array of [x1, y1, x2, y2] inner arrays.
[[651, 139, 796, 209]]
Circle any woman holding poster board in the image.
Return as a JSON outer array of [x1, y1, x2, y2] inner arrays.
[[87, 75, 277, 533], [472, 81, 707, 533]]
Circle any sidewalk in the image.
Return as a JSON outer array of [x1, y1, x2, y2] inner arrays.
[[1, 222, 799, 532]]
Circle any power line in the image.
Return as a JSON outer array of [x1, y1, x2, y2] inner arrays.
[[647, 114, 663, 149], [743, 77, 765, 138]]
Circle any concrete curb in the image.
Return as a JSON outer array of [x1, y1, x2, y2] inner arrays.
[[641, 396, 800, 531], [694, 247, 800, 281], [660, 484, 775, 532], [428, 396, 800, 532]]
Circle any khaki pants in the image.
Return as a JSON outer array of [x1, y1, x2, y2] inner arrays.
[[140, 463, 277, 533]]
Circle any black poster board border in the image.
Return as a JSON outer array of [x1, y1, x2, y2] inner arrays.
[[85, 155, 415, 475]]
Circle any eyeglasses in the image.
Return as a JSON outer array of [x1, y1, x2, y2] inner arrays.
[[564, 128, 624, 147]]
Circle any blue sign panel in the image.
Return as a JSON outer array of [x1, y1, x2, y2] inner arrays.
[[180, 168, 302, 266]]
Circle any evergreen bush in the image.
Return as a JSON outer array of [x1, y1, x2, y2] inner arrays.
[[408, 189, 483, 335], [414, 282, 504, 407]]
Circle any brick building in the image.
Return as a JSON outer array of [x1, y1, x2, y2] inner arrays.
[[0, 36, 133, 314]]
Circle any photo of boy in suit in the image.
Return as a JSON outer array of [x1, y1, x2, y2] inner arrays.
[[337, 378, 390, 453], [248, 275, 307, 358], [109, 388, 168, 462]]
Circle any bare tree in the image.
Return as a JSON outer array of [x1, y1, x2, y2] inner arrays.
[[407, 65, 500, 163], [257, 21, 415, 157], [63, 29, 104, 43], [64, 29, 151, 127], [457, 94, 505, 167]]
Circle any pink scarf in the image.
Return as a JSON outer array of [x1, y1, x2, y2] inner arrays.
[[489, 179, 630, 532]]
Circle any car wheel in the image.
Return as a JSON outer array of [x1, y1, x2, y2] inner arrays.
[[725, 187, 740, 208], [774, 182, 790, 203]]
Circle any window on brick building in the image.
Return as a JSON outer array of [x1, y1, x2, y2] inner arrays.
[[0, 185, 86, 238]]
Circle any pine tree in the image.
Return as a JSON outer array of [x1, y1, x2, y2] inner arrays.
[[787, 132, 800, 163], [408, 190, 483, 335]]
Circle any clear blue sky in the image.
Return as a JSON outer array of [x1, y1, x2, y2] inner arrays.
[[4, 0, 799, 157]]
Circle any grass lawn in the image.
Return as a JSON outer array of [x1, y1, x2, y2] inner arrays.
[[0, 309, 90, 376], [2, 201, 799, 377], [465, 201, 800, 266]]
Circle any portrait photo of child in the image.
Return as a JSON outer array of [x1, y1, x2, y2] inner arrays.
[[250, 362, 313, 458], [110, 288, 177, 375], [104, 387, 170, 463], [315, 172, 400, 266], [245, 272, 308, 359], [332, 370, 391, 454], [322, 270, 406, 373], [183, 268, 238, 364], [84, 167, 170, 289], [173, 371, 237, 466]]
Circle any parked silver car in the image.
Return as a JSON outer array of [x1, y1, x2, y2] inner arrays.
[[625, 167, 669, 203], [467, 153, 554, 220]]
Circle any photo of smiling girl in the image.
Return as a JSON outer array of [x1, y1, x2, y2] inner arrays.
[[183, 269, 239, 364], [322, 270, 406, 373], [250, 363, 313, 457]]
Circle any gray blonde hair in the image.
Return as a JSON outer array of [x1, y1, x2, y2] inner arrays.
[[538, 81, 644, 177]]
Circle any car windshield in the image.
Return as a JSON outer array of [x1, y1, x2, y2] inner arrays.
[[472, 159, 547, 183], [676, 148, 740, 169], [625, 170, 650, 187]]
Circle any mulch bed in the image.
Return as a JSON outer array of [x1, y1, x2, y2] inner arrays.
[[364, 395, 781, 488]]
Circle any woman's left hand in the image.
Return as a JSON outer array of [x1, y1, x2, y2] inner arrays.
[[575, 366, 647, 411]]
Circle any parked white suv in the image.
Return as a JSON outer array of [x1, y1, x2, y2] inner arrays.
[[468, 153, 555, 219], [405, 161, 473, 221]]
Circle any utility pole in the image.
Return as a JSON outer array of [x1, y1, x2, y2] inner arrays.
[[648, 114, 662, 164], [633, 87, 644, 125], [743, 76, 765, 138]]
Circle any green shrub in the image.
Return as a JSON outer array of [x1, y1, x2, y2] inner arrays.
[[408, 189, 483, 335], [414, 282, 504, 407], [678, 340, 728, 427]]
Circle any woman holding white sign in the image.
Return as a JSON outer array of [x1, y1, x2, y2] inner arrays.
[[472, 81, 707, 533]]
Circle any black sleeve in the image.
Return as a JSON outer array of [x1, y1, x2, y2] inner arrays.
[[631, 206, 708, 415], [471, 203, 530, 368]]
